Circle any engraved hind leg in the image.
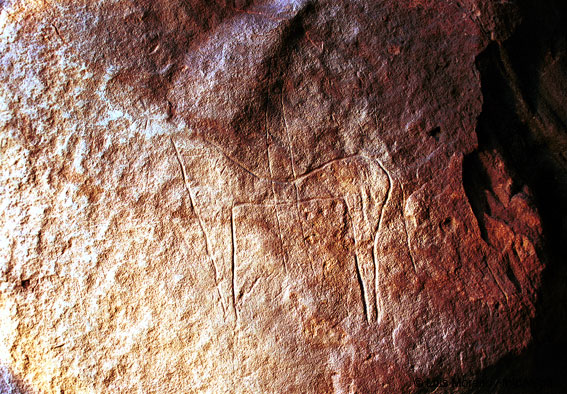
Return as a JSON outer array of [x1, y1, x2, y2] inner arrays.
[[295, 155, 389, 323]]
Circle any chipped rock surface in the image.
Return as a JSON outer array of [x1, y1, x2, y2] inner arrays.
[[0, 0, 545, 392]]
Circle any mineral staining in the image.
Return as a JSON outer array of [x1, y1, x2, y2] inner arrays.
[[0, 0, 544, 392]]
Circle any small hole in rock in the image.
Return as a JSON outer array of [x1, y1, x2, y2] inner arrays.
[[440, 217, 454, 230], [429, 127, 441, 141]]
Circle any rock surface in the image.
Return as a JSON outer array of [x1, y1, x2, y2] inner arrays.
[[0, 0, 550, 392]]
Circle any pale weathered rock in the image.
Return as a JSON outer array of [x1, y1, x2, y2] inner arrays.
[[0, 0, 547, 392]]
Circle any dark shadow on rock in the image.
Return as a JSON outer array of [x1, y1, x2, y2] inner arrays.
[[462, 151, 490, 244], [468, 0, 567, 393]]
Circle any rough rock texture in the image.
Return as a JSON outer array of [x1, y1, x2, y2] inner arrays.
[[0, 0, 560, 392], [466, 1, 567, 392]]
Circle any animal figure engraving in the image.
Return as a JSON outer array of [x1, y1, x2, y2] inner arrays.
[[172, 137, 392, 324]]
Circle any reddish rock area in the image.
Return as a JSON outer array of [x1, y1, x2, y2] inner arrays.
[[0, 0, 564, 393]]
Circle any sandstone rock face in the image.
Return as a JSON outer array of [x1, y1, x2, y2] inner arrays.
[[0, 0, 545, 392]]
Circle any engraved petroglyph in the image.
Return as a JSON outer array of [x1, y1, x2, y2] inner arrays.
[[174, 138, 391, 323]]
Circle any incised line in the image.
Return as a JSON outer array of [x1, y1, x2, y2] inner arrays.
[[282, 94, 316, 273], [231, 206, 238, 324], [371, 157, 393, 321], [345, 197, 370, 323], [265, 108, 288, 273], [400, 185, 418, 275], [171, 137, 227, 317]]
